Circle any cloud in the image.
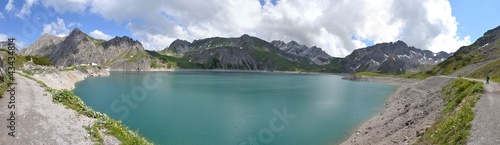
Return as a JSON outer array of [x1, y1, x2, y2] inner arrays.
[[89, 30, 113, 40], [16, 0, 37, 19], [42, 17, 70, 37], [5, 0, 15, 12], [41, 0, 91, 13], [0, 12, 4, 19], [68, 22, 82, 27], [0, 34, 26, 49], [0, 34, 7, 41], [16, 0, 471, 57]]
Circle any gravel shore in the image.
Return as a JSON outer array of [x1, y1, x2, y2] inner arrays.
[[340, 76, 454, 145]]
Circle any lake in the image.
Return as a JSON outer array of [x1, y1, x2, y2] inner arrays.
[[73, 71, 396, 145]]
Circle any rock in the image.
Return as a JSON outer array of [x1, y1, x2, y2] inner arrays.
[[271, 40, 333, 65], [22, 28, 151, 71], [339, 40, 451, 74]]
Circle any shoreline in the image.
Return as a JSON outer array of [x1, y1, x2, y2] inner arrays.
[[339, 75, 455, 144], [128, 68, 349, 76]]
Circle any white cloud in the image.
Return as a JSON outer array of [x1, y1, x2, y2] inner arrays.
[[16, 0, 37, 19], [0, 34, 7, 41], [89, 30, 113, 40], [42, 17, 70, 37], [0, 12, 4, 19], [0, 34, 26, 49], [41, 0, 91, 13], [16, 0, 471, 57], [68, 22, 82, 28], [5, 0, 15, 12], [86, 0, 469, 56]]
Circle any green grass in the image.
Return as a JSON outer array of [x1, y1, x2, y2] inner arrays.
[[401, 71, 434, 80], [415, 78, 483, 145], [467, 59, 500, 82], [18, 72, 153, 145], [0, 74, 13, 98], [24, 55, 54, 66], [354, 72, 392, 77]]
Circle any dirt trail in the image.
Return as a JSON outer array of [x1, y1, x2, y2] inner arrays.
[[0, 74, 94, 144], [467, 80, 500, 144]]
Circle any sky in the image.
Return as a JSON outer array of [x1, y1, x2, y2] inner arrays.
[[0, 0, 499, 57]]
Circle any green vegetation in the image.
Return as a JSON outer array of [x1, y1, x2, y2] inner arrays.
[[415, 78, 483, 145], [85, 34, 106, 48], [354, 72, 392, 77], [430, 52, 486, 75], [24, 55, 54, 66], [401, 71, 435, 80], [468, 59, 500, 82], [18, 72, 153, 145], [0, 75, 13, 98], [52, 89, 152, 145]]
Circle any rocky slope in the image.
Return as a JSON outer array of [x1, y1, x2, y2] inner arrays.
[[431, 25, 500, 79], [22, 28, 151, 70], [340, 41, 451, 74], [159, 34, 337, 71], [271, 40, 332, 65], [341, 76, 454, 145]]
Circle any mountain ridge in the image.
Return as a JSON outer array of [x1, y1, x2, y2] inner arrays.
[[21, 28, 151, 70]]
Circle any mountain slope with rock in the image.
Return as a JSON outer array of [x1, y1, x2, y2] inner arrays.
[[430, 25, 500, 81], [21, 28, 151, 70], [156, 34, 340, 71], [270, 40, 333, 65], [340, 40, 451, 74]]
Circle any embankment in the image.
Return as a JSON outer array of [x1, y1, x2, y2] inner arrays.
[[31, 68, 109, 90], [341, 76, 455, 145]]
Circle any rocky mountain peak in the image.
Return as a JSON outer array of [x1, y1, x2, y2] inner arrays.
[[240, 34, 254, 42], [484, 25, 500, 36], [340, 41, 451, 74], [271, 40, 333, 65], [68, 28, 85, 38], [288, 40, 300, 46], [393, 40, 408, 47]]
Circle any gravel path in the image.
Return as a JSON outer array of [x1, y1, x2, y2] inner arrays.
[[468, 80, 500, 144], [0, 74, 95, 144]]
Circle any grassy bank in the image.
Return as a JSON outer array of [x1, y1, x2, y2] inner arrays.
[[353, 71, 432, 80], [415, 78, 483, 144], [18, 72, 153, 145]]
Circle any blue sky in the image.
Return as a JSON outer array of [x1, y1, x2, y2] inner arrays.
[[0, 0, 499, 57]]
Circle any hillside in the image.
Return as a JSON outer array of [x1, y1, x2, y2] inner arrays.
[[21, 28, 151, 70], [155, 34, 340, 72], [430, 25, 500, 81], [270, 40, 333, 65], [340, 41, 450, 74]]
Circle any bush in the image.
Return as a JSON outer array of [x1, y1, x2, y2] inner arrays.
[[25, 55, 54, 66]]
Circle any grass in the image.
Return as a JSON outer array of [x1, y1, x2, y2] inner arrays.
[[18, 72, 153, 145], [24, 55, 54, 66], [0, 74, 13, 98], [415, 78, 483, 145], [467, 59, 500, 82], [354, 72, 392, 77]]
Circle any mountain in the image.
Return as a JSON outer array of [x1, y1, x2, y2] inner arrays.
[[270, 40, 332, 65], [430, 25, 500, 80], [340, 40, 451, 74], [22, 28, 151, 70], [156, 34, 339, 71]]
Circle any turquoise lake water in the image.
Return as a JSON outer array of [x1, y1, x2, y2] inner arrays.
[[73, 71, 396, 145]]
